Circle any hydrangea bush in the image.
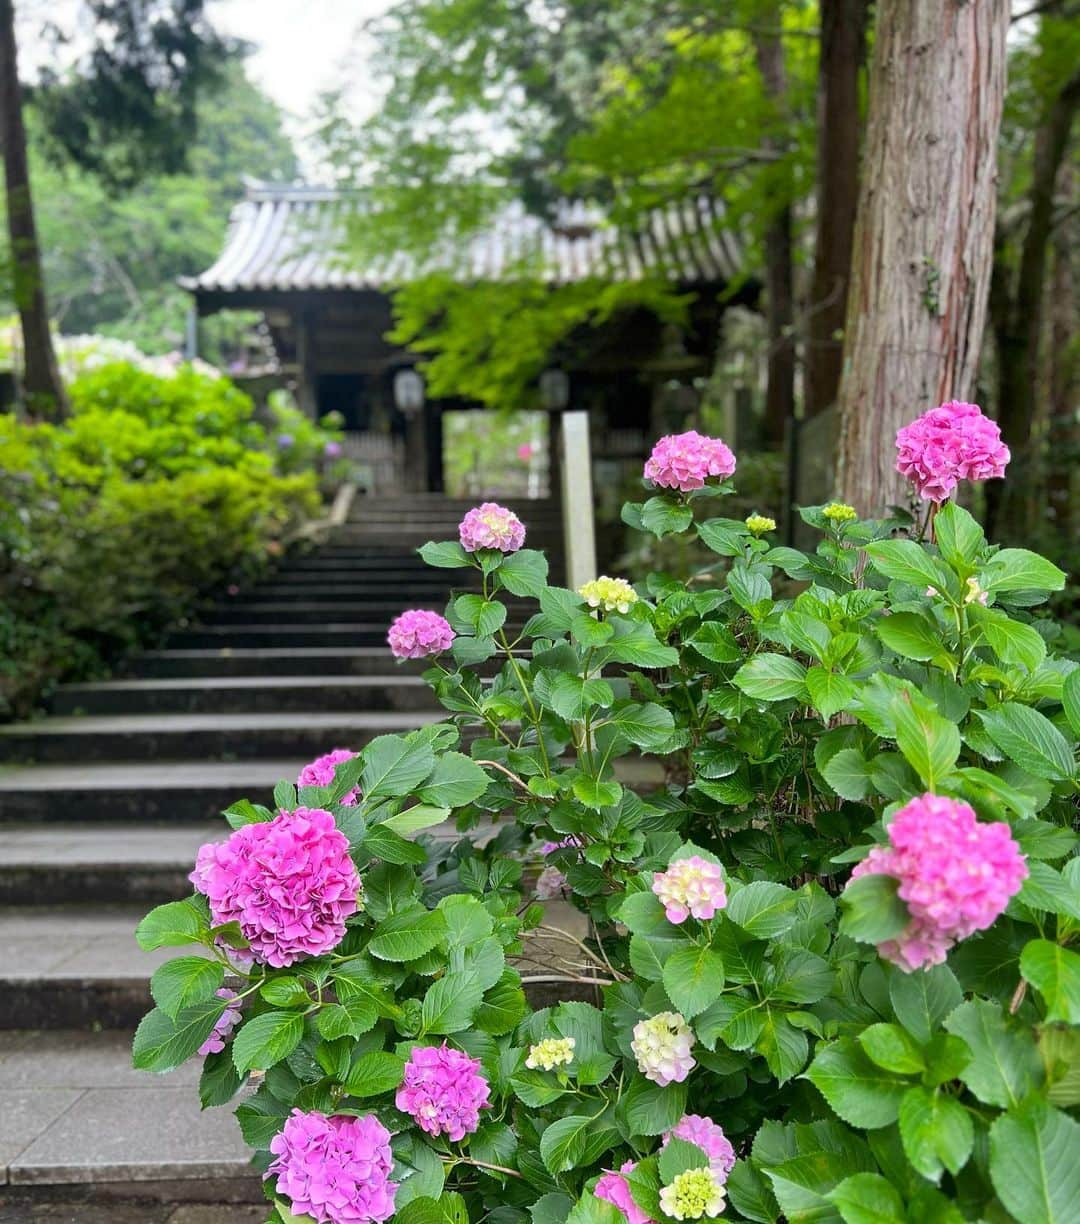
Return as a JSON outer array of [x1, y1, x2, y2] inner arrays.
[[134, 406, 1079, 1224]]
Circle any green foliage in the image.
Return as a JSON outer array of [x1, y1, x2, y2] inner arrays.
[[0, 361, 319, 717], [134, 459, 1077, 1224]]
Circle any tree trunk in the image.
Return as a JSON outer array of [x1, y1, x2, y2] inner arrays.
[[804, 0, 867, 419], [835, 0, 1008, 515], [0, 0, 67, 419], [985, 66, 1079, 538], [754, 19, 795, 450], [1044, 182, 1075, 544]]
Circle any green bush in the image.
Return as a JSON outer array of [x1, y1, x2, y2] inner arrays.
[[0, 362, 321, 718]]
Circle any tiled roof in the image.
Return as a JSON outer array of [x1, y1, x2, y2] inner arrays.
[[182, 184, 742, 294]]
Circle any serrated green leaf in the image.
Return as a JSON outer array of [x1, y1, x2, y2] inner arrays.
[[231, 1011, 304, 1075], [1020, 939, 1080, 1024], [149, 956, 223, 1018], [989, 1101, 1080, 1224]]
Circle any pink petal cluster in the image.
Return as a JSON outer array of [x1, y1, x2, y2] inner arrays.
[[652, 855, 728, 923], [395, 1043, 491, 1141], [662, 1115, 736, 1180], [198, 989, 243, 1056], [643, 431, 736, 493], [849, 793, 1028, 972], [298, 748, 360, 806], [535, 864, 568, 900], [459, 501, 526, 552], [539, 835, 582, 855], [267, 1109, 397, 1224], [387, 609, 455, 659], [596, 1160, 655, 1224], [191, 807, 360, 968], [631, 1012, 696, 1086], [895, 401, 1010, 503]]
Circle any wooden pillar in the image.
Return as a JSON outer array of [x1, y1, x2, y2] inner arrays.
[[559, 411, 597, 591]]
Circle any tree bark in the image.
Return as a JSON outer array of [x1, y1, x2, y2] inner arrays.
[[835, 0, 1009, 515], [0, 0, 67, 419], [804, 0, 867, 419], [753, 19, 795, 450], [985, 66, 1079, 538]]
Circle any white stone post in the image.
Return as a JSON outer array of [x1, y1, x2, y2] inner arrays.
[[559, 411, 597, 591]]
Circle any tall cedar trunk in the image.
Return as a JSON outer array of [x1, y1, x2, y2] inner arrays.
[[1045, 192, 1076, 543], [835, 0, 1008, 515], [804, 0, 867, 418], [0, 0, 67, 418], [985, 68, 1079, 539], [754, 21, 795, 449]]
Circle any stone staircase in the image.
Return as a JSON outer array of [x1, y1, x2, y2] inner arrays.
[[0, 494, 564, 1211]]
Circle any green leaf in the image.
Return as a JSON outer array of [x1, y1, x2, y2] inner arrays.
[[549, 674, 615, 721], [820, 747, 873, 800], [982, 549, 1066, 595], [343, 1051, 405, 1097], [989, 1101, 1080, 1224], [367, 907, 447, 962], [567, 1195, 623, 1224], [726, 881, 798, 938], [976, 703, 1075, 781], [934, 502, 984, 568], [891, 694, 960, 788], [804, 1038, 909, 1128], [382, 804, 452, 836], [415, 752, 490, 807], [419, 540, 471, 568], [617, 890, 668, 935], [876, 612, 949, 664], [658, 1137, 711, 1184], [421, 970, 485, 1035], [605, 702, 676, 751], [857, 1023, 925, 1074], [805, 668, 856, 721], [317, 999, 378, 1040], [755, 1009, 809, 1083], [687, 622, 740, 663], [361, 734, 436, 800], [1017, 861, 1080, 918], [539, 1113, 618, 1174], [149, 956, 223, 1019], [361, 824, 427, 865], [979, 616, 1048, 672], [475, 969, 526, 1035], [889, 964, 961, 1045], [572, 776, 622, 810], [231, 1011, 304, 1075], [838, 874, 908, 944], [699, 517, 750, 556], [393, 1133, 446, 1207], [864, 539, 951, 592], [662, 945, 725, 1019], [499, 548, 549, 597], [621, 1076, 688, 1137], [571, 611, 615, 646], [1063, 669, 1080, 736], [944, 998, 1043, 1108], [732, 654, 807, 701], [132, 1001, 225, 1073], [1020, 939, 1080, 1024], [827, 1173, 906, 1224], [725, 1159, 779, 1224], [135, 897, 208, 951], [728, 566, 771, 612], [640, 496, 693, 537], [898, 1085, 973, 1182], [529, 1194, 575, 1224], [594, 620, 678, 669]]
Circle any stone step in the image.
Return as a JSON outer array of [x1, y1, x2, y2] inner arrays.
[[0, 710, 439, 765], [0, 1029, 258, 1198], [0, 826, 209, 905], [124, 647, 425, 679], [242, 581, 477, 599], [169, 624, 524, 649], [0, 760, 306, 823], [204, 601, 532, 626], [51, 675, 435, 717]]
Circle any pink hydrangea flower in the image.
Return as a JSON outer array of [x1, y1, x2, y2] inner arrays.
[[596, 1160, 655, 1224], [662, 1115, 736, 1180], [191, 807, 360, 968], [459, 502, 526, 552], [198, 989, 243, 1056], [652, 856, 728, 923], [298, 748, 360, 805], [517, 443, 534, 461], [539, 835, 582, 855], [267, 1109, 397, 1224], [387, 609, 455, 659], [395, 1043, 491, 1141], [644, 431, 736, 493], [895, 401, 1010, 503], [849, 793, 1028, 972], [535, 865, 568, 900], [631, 1012, 696, 1086]]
